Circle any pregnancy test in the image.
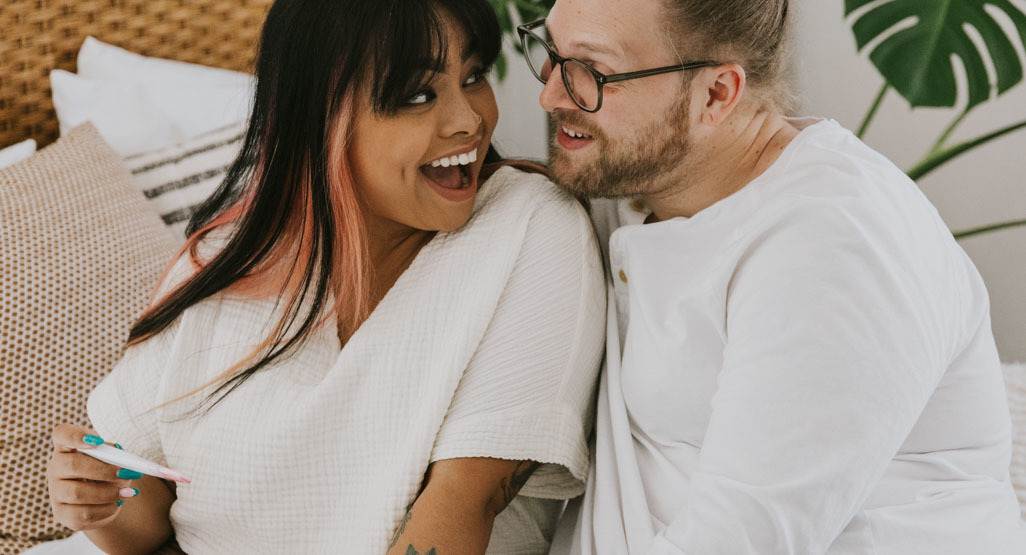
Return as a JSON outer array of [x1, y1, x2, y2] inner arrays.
[[79, 444, 191, 484]]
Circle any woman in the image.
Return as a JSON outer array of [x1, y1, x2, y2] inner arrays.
[[44, 0, 605, 553]]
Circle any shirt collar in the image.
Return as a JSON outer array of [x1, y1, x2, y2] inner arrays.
[[617, 196, 652, 228]]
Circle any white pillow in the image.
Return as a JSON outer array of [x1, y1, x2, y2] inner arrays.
[[50, 70, 186, 157], [0, 139, 36, 169], [125, 120, 247, 245], [77, 37, 254, 139], [77, 36, 250, 88], [50, 37, 254, 157]]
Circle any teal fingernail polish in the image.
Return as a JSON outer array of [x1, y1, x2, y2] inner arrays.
[[83, 435, 104, 446], [118, 469, 144, 480], [116, 500, 124, 507], [114, 443, 123, 450]]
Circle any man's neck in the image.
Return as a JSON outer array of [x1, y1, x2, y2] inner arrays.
[[645, 110, 801, 222]]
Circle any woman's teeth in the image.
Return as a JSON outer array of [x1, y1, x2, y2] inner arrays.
[[562, 126, 592, 139], [430, 149, 478, 168]]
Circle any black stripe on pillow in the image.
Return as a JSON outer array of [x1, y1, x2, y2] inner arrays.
[[160, 203, 206, 225], [130, 134, 244, 175], [143, 165, 231, 199]]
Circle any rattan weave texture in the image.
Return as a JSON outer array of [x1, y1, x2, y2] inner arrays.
[[0, 0, 271, 149]]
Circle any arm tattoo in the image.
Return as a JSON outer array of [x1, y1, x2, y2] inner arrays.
[[499, 461, 540, 506], [405, 547, 437, 555], [389, 502, 415, 549]]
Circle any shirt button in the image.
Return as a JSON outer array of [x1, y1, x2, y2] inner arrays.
[[630, 198, 646, 212], [619, 269, 628, 283]]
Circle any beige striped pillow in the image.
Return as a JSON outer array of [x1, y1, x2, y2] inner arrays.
[[0, 123, 178, 554], [124, 120, 246, 244]]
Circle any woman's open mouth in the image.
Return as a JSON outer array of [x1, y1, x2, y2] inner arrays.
[[420, 147, 479, 202]]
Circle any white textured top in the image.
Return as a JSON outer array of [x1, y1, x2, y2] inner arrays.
[[88, 167, 606, 554], [552, 119, 1026, 554]]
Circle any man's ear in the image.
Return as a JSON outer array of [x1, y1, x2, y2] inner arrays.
[[698, 63, 746, 126]]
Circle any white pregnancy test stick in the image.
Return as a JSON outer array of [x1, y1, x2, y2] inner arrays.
[[79, 444, 191, 484]]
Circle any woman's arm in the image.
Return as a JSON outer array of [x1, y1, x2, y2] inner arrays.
[[48, 424, 175, 555], [386, 457, 539, 555]]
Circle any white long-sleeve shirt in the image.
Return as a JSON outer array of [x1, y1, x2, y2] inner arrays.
[[552, 119, 1026, 554]]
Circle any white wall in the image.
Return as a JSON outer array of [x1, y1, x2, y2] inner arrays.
[[490, 1, 1026, 361], [793, 1, 1026, 362], [491, 43, 549, 162]]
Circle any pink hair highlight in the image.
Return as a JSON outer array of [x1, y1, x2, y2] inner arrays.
[[134, 96, 372, 404]]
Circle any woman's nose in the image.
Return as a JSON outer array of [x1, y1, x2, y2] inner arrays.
[[441, 92, 483, 137]]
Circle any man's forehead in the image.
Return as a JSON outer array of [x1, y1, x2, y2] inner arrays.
[[548, 0, 664, 56]]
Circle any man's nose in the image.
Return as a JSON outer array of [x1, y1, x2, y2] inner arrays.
[[539, 65, 578, 113]]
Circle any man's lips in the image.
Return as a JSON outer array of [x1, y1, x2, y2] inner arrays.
[[556, 125, 595, 151]]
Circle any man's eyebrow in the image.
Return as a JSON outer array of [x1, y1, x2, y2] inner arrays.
[[545, 23, 625, 60], [567, 40, 623, 59]]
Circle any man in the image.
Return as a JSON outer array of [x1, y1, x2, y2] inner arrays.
[[516, 0, 1026, 553]]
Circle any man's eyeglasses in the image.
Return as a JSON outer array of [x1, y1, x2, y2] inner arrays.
[[516, 19, 721, 113]]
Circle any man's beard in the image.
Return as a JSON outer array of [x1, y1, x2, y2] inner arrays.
[[548, 96, 691, 199]]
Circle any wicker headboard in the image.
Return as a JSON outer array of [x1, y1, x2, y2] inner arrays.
[[0, 0, 273, 149]]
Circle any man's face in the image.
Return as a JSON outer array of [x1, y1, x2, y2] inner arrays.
[[541, 0, 694, 198]]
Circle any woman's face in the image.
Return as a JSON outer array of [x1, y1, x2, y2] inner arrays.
[[349, 17, 499, 234]]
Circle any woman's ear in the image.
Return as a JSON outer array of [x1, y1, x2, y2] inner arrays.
[[698, 63, 746, 127]]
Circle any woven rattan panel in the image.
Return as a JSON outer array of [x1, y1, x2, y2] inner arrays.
[[0, 0, 272, 149]]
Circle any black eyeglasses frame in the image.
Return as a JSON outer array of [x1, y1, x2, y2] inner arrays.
[[516, 19, 721, 113]]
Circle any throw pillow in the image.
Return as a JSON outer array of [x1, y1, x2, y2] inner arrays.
[[125, 120, 246, 244], [48, 37, 254, 157], [0, 139, 37, 170], [0, 123, 178, 554], [50, 69, 186, 157]]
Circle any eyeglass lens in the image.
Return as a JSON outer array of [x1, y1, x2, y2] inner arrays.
[[522, 29, 601, 111]]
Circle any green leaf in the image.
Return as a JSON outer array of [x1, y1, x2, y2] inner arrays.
[[514, 0, 552, 21], [845, 0, 1026, 110], [486, 0, 554, 81], [495, 51, 509, 81], [491, 0, 513, 35]]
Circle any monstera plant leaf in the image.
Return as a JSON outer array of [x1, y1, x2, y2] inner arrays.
[[846, 0, 1026, 110]]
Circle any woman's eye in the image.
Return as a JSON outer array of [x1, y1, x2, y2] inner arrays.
[[407, 90, 435, 106], [464, 69, 489, 87]]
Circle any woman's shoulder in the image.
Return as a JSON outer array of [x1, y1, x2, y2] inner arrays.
[[469, 165, 603, 287], [475, 165, 590, 231]]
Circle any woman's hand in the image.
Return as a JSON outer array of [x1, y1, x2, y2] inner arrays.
[[46, 423, 140, 531]]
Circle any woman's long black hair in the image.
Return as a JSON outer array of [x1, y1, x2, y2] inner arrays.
[[127, 0, 502, 410]]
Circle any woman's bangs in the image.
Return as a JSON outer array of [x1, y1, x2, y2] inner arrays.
[[447, 0, 502, 71], [370, 0, 501, 114]]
